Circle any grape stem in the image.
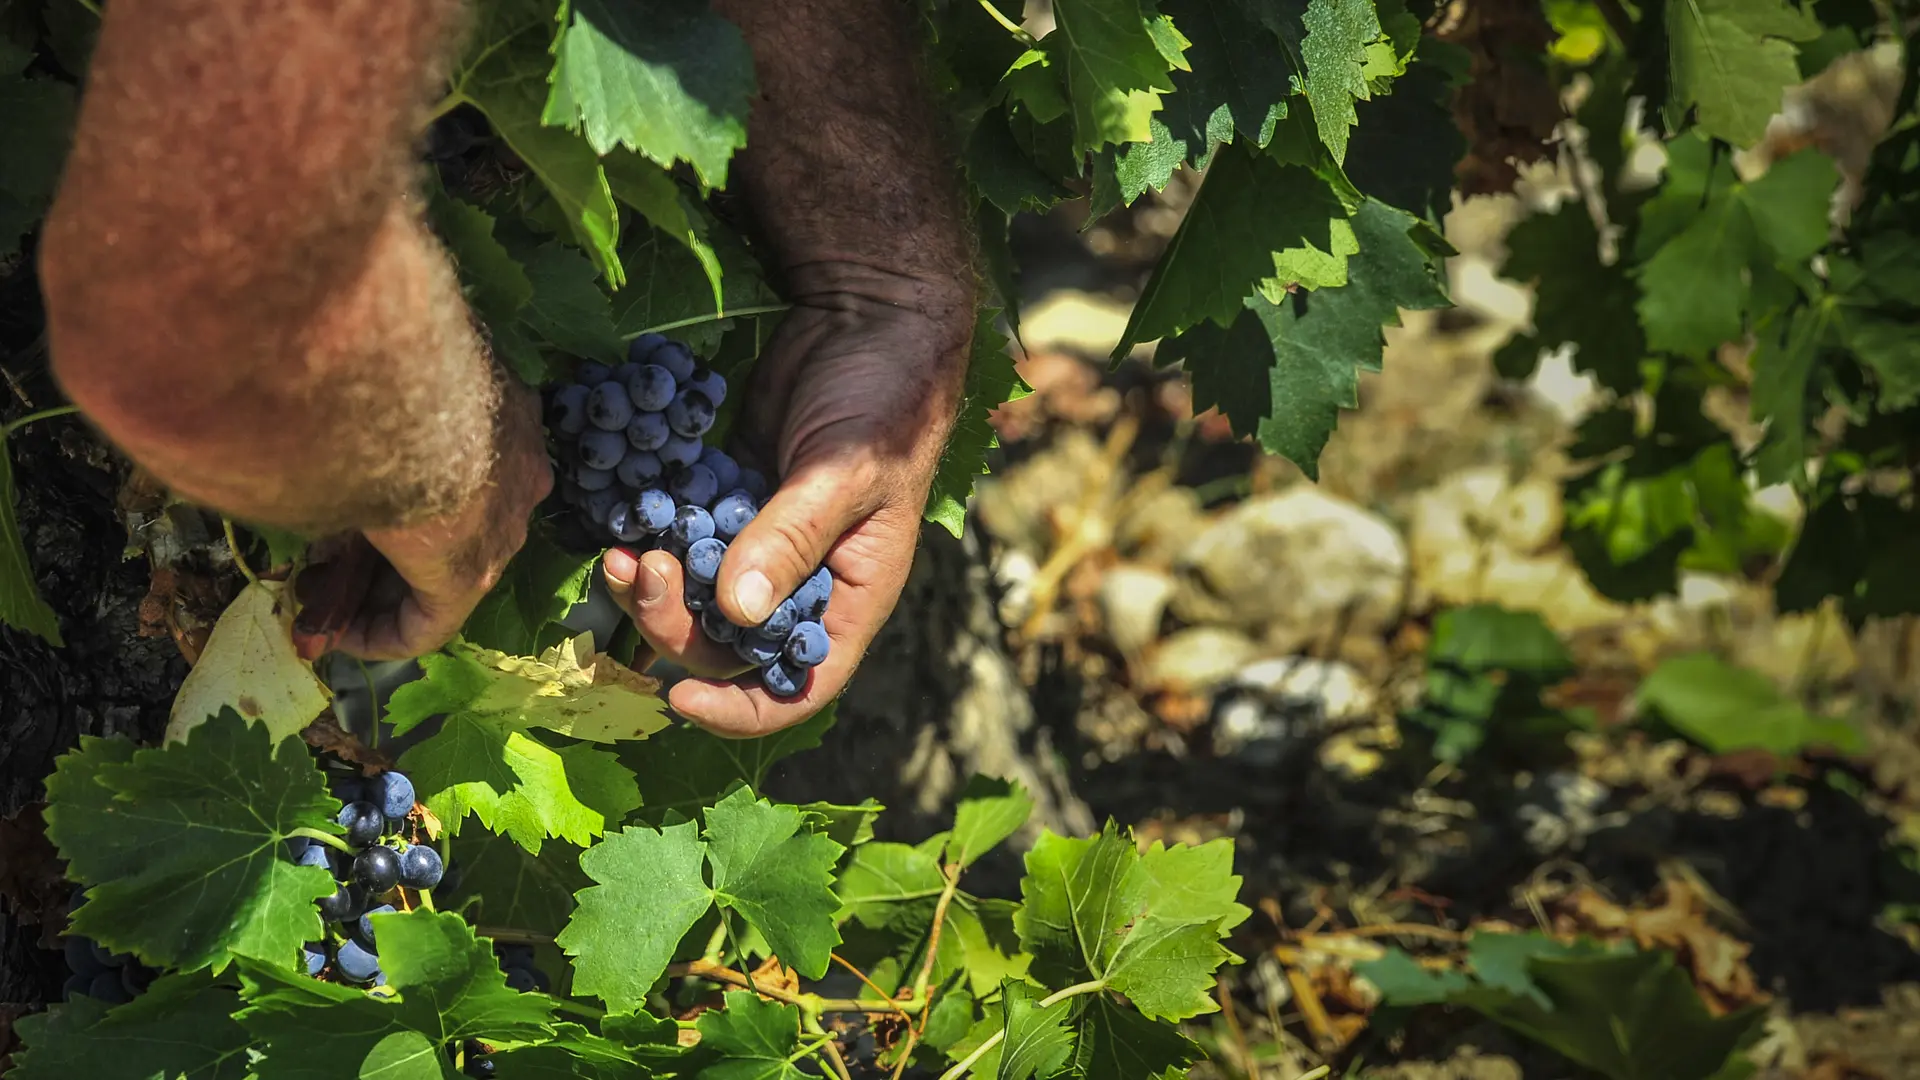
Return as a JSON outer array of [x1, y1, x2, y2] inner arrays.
[[625, 304, 792, 340], [934, 980, 1110, 1080], [290, 827, 353, 853], [222, 517, 260, 587], [975, 0, 1035, 44], [477, 926, 556, 945], [805, 1014, 855, 1080], [666, 959, 923, 1016], [1, 404, 80, 439], [892, 860, 965, 1078]]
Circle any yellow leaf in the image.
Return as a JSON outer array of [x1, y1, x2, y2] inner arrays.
[[166, 580, 331, 744], [472, 632, 671, 743]]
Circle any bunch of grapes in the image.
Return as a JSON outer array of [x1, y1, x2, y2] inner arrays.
[[60, 889, 157, 1005], [290, 768, 444, 987], [547, 333, 835, 697]]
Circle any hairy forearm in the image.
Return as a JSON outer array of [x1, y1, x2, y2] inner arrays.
[[40, 0, 497, 535]]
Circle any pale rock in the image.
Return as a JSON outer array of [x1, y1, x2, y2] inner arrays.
[[1097, 564, 1177, 656], [1173, 488, 1408, 651], [1212, 656, 1379, 766], [1114, 485, 1205, 561], [1142, 626, 1262, 692]]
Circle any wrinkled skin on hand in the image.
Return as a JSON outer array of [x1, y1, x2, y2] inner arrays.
[[291, 379, 553, 661], [604, 262, 973, 736]]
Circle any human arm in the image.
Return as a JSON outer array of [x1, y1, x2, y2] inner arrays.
[[602, 0, 977, 734], [38, 0, 551, 658]]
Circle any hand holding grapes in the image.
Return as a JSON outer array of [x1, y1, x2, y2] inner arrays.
[[603, 263, 973, 736]]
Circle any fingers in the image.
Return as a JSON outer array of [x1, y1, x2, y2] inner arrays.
[[291, 534, 380, 661], [603, 547, 748, 676], [714, 456, 879, 628]]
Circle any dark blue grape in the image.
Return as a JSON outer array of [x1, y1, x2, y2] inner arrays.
[[356, 904, 397, 951], [617, 450, 664, 490], [328, 773, 369, 805], [669, 505, 714, 547], [795, 566, 834, 620], [738, 468, 770, 500], [296, 843, 333, 871], [734, 632, 783, 666], [400, 844, 445, 890], [684, 579, 716, 612], [337, 802, 384, 847], [495, 943, 535, 970], [658, 434, 703, 469], [578, 429, 627, 471], [466, 1056, 497, 1080], [761, 660, 804, 698], [317, 883, 366, 922], [62, 974, 89, 1001], [504, 967, 538, 993], [711, 491, 757, 540], [698, 447, 740, 491], [786, 621, 830, 667], [375, 773, 416, 820], [665, 391, 716, 439], [607, 501, 648, 544], [700, 607, 740, 643], [651, 341, 697, 383], [574, 464, 615, 492], [587, 381, 634, 431], [626, 410, 671, 452], [612, 361, 642, 385], [687, 367, 727, 407], [353, 847, 402, 893], [576, 361, 613, 386], [686, 537, 726, 584], [120, 963, 155, 997], [581, 487, 622, 530], [626, 364, 677, 411], [336, 940, 382, 984], [87, 971, 134, 1005], [89, 941, 119, 969], [304, 944, 328, 977], [64, 936, 104, 976], [626, 333, 668, 365], [548, 384, 589, 435], [669, 463, 718, 508], [558, 478, 585, 506], [635, 489, 677, 533], [760, 598, 800, 640]]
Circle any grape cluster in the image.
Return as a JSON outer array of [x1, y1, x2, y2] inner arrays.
[[60, 889, 157, 1006], [291, 769, 443, 987], [547, 333, 836, 697]]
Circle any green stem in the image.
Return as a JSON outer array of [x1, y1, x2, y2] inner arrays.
[[2, 404, 79, 439], [68, 0, 101, 17], [290, 828, 353, 853], [975, 0, 1035, 44], [935, 981, 1108, 1080], [785, 1034, 836, 1067], [626, 304, 793, 340], [425, 91, 467, 124], [804, 1015, 854, 1080], [222, 518, 262, 587], [478, 927, 557, 945], [549, 997, 605, 1020]]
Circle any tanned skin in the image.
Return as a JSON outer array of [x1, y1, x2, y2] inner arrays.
[[40, 0, 974, 734]]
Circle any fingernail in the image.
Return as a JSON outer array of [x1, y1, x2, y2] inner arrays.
[[603, 547, 639, 584], [733, 570, 774, 623], [638, 563, 668, 607]]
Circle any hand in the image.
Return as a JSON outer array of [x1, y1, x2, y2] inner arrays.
[[291, 379, 553, 661], [605, 262, 973, 736]]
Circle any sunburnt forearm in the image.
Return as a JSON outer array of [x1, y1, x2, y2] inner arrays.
[[40, 0, 500, 535]]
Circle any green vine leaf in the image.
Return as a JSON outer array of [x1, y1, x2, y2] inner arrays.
[[948, 775, 1034, 867], [693, 992, 811, 1080], [0, 436, 62, 645], [1156, 0, 1292, 150], [705, 787, 846, 979], [444, 831, 591, 937], [980, 980, 1078, 1080], [1045, 0, 1183, 152], [428, 189, 543, 386], [387, 634, 670, 744], [602, 149, 726, 308], [559, 819, 713, 1012], [926, 309, 1027, 536], [1663, 0, 1819, 147], [1067, 996, 1203, 1080], [544, 0, 755, 188], [491, 1023, 656, 1080], [44, 710, 338, 972], [620, 706, 838, 823], [1300, 0, 1381, 163], [460, 527, 601, 656], [11, 973, 252, 1080], [0, 71, 77, 259], [518, 241, 629, 364]]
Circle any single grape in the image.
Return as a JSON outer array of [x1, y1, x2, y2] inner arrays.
[[711, 491, 758, 540], [578, 428, 627, 471], [295, 843, 333, 871], [686, 537, 727, 584], [651, 340, 697, 383], [684, 578, 716, 612], [317, 883, 365, 922], [581, 487, 622, 530], [558, 478, 584, 507], [62, 973, 90, 1001], [786, 621, 830, 667], [617, 449, 664, 490], [465, 1056, 498, 1080], [399, 844, 445, 890], [669, 505, 715, 547], [760, 597, 800, 640], [734, 632, 783, 667], [90, 941, 122, 969], [665, 390, 716, 439], [607, 501, 647, 544], [328, 773, 368, 805], [626, 332, 668, 365], [669, 463, 719, 508], [635, 489, 677, 533], [612, 361, 643, 386], [375, 773, 416, 820], [504, 968, 538, 993], [574, 464, 615, 492], [337, 802, 385, 848], [87, 971, 134, 1005], [626, 364, 678, 411], [587, 381, 635, 431], [795, 566, 834, 620], [495, 943, 535, 970], [336, 939, 382, 984], [626, 410, 671, 452], [658, 434, 703, 469], [698, 447, 741, 491], [547, 384, 589, 436], [304, 944, 328, 977], [699, 607, 741, 643], [119, 962, 156, 997], [738, 468, 770, 501], [356, 904, 397, 951], [576, 360, 613, 386], [761, 659, 804, 698], [686, 367, 727, 407], [64, 936, 105, 976], [528, 966, 551, 992], [354, 846, 403, 894]]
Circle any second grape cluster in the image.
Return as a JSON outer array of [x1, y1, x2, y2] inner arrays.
[[548, 333, 834, 698]]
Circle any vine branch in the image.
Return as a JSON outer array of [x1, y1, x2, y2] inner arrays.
[[1, 404, 79, 439]]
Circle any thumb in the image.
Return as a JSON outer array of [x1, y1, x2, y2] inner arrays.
[[716, 459, 875, 627]]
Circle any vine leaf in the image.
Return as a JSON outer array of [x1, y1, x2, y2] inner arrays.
[[429, 190, 544, 385], [1637, 651, 1863, 756], [620, 706, 837, 822], [165, 580, 331, 747], [44, 710, 338, 973], [1113, 141, 1349, 360], [1157, 0, 1292, 150], [518, 241, 629, 364], [1017, 823, 1247, 1022], [452, 0, 623, 284], [926, 309, 1028, 536], [1749, 301, 1832, 485], [237, 911, 554, 1080], [10, 973, 252, 1080], [558, 819, 713, 1013], [694, 992, 811, 1080], [0, 436, 61, 645], [544, 0, 755, 189], [602, 150, 726, 308], [994, 980, 1078, 1080], [1663, 0, 1818, 147], [387, 633, 669, 744], [491, 1022, 655, 1080], [1499, 204, 1645, 393], [1344, 56, 1466, 223], [444, 831, 591, 938], [705, 787, 846, 979], [1068, 995, 1204, 1080], [836, 842, 1029, 996], [461, 527, 601, 656], [948, 776, 1034, 867], [0, 71, 77, 259], [1157, 199, 1449, 477], [1045, 0, 1183, 152], [1300, 0, 1381, 163]]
